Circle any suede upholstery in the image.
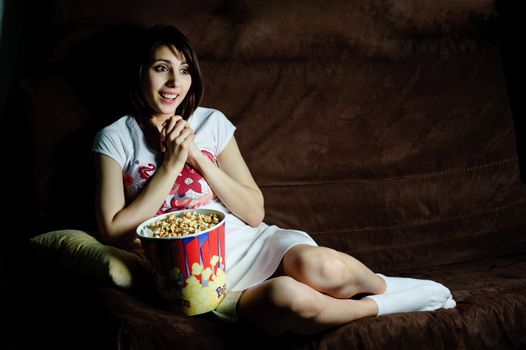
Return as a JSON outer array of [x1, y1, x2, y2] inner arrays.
[[2, 0, 525, 349]]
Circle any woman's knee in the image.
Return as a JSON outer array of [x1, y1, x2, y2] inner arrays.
[[283, 246, 354, 287], [265, 276, 321, 319], [237, 276, 322, 335]]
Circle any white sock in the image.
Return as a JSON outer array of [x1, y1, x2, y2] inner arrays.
[[444, 296, 456, 309], [377, 273, 444, 294], [365, 284, 451, 316]]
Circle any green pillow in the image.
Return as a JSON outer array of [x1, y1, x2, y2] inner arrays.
[[30, 229, 153, 289]]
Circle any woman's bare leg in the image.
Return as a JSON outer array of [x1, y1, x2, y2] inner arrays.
[[237, 246, 453, 335], [237, 276, 378, 335], [278, 244, 455, 310], [279, 244, 386, 298]]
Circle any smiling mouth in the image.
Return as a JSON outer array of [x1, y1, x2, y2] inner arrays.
[[159, 92, 179, 101]]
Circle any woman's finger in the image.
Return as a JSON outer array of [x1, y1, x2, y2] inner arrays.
[[167, 121, 192, 143], [174, 128, 193, 145], [163, 116, 178, 135], [183, 133, 196, 145], [160, 125, 167, 152], [173, 119, 190, 138]]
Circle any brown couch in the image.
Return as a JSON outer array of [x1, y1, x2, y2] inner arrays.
[[1, 0, 525, 349]]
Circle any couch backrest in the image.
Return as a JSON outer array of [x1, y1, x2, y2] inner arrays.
[[3, 0, 525, 271]]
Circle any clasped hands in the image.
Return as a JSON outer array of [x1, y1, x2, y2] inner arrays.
[[158, 115, 202, 170]]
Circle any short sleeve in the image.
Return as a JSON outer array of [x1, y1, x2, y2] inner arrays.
[[92, 128, 126, 168], [213, 110, 237, 156]]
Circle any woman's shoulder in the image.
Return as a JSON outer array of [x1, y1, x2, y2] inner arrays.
[[92, 116, 136, 166], [191, 107, 232, 128], [95, 115, 136, 139], [192, 106, 226, 119], [93, 115, 136, 151], [98, 115, 134, 133]]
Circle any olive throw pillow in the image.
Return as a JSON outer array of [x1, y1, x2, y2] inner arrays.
[[30, 229, 153, 289]]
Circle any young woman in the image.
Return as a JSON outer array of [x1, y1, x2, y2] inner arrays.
[[92, 25, 455, 335]]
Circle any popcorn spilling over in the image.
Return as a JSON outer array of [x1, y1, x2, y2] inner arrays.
[[148, 211, 220, 237]]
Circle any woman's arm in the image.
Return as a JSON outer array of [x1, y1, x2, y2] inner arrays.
[[188, 137, 265, 227], [94, 153, 184, 247]]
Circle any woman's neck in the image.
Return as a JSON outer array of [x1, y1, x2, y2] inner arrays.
[[136, 115, 168, 152], [148, 115, 172, 132]]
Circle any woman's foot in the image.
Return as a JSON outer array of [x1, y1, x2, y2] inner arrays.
[[377, 273, 446, 293], [365, 283, 453, 315]]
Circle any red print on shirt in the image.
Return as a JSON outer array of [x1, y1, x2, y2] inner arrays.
[[123, 173, 134, 188], [155, 150, 218, 214], [138, 163, 156, 180], [176, 166, 202, 196], [174, 150, 216, 197], [201, 150, 217, 164]]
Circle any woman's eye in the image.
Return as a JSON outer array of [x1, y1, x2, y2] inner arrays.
[[181, 68, 190, 75], [154, 65, 168, 72]]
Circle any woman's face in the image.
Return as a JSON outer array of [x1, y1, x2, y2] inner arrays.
[[143, 45, 192, 120]]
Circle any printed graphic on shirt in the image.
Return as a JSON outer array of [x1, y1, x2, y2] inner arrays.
[[123, 162, 157, 200], [123, 150, 217, 214]]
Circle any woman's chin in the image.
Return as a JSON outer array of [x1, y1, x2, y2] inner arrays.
[[162, 104, 180, 114], [155, 108, 178, 118]]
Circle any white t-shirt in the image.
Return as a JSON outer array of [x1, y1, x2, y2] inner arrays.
[[92, 107, 236, 213]]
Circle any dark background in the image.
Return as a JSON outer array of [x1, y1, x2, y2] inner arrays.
[[0, 1, 80, 348], [497, 0, 524, 183], [0, 0, 522, 349]]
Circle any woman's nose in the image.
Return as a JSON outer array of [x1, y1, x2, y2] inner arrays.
[[166, 72, 180, 88]]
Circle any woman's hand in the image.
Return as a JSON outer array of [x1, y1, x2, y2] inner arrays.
[[160, 116, 195, 170], [186, 140, 205, 170]]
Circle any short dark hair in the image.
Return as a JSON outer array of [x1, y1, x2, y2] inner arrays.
[[131, 25, 203, 121]]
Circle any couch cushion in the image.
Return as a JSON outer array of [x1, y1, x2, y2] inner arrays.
[[30, 230, 153, 290]]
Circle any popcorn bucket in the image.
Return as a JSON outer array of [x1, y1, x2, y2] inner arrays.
[[136, 209, 226, 316]]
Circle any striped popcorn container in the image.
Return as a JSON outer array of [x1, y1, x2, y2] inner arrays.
[[137, 209, 226, 316]]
